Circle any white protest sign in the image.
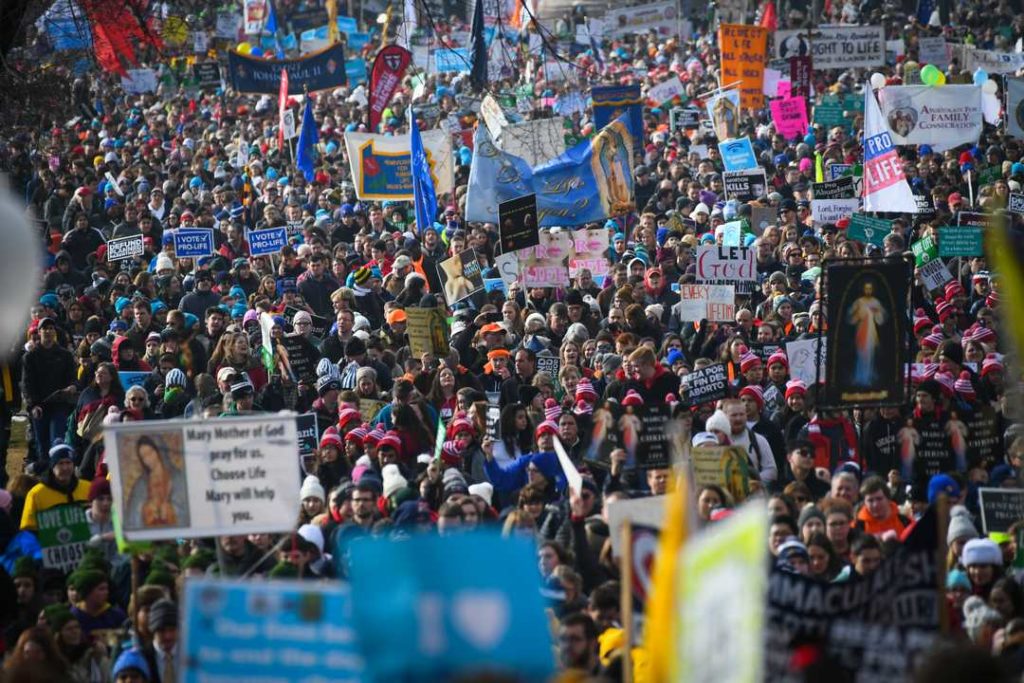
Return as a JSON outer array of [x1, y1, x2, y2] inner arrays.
[[775, 26, 884, 68], [647, 76, 685, 105], [786, 338, 826, 386], [104, 415, 300, 541], [554, 436, 583, 496], [281, 109, 297, 140], [811, 198, 860, 226], [495, 252, 520, 288], [121, 68, 158, 94], [918, 36, 949, 68], [695, 245, 757, 290], [678, 284, 736, 322]]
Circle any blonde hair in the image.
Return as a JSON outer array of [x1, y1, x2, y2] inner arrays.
[[125, 385, 149, 408]]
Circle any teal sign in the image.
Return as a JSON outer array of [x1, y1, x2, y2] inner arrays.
[[939, 225, 984, 257], [846, 213, 891, 247]]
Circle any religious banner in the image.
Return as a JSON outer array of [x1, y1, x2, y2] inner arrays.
[[369, 45, 412, 131], [718, 24, 768, 109], [691, 445, 751, 503], [823, 260, 910, 407], [228, 43, 347, 95], [592, 85, 644, 139], [878, 85, 983, 152], [705, 89, 741, 141], [775, 26, 885, 69], [406, 308, 449, 357], [344, 129, 454, 200]]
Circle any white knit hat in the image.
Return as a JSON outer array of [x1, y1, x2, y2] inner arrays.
[[382, 463, 408, 499], [468, 482, 494, 506], [299, 475, 325, 502]]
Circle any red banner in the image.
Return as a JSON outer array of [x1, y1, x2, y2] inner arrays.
[[790, 55, 812, 99], [369, 45, 412, 132]]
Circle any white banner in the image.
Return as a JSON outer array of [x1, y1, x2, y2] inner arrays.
[[647, 76, 685, 105], [878, 85, 983, 152], [121, 68, 158, 94], [960, 45, 1024, 74], [811, 198, 859, 226], [606, 1, 679, 38], [775, 26, 885, 69], [1008, 78, 1024, 139], [104, 415, 301, 541], [343, 129, 454, 200]]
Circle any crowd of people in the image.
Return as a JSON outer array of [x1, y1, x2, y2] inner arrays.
[[0, 0, 1023, 680]]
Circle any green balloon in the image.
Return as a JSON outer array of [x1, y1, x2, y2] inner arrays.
[[920, 64, 940, 85]]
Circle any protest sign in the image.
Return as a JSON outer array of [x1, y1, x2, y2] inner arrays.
[[181, 579, 365, 683], [670, 106, 701, 131], [978, 487, 1024, 534], [215, 13, 241, 38], [243, 0, 266, 33], [432, 47, 470, 73], [535, 350, 561, 380], [705, 89, 741, 141], [769, 98, 808, 140], [721, 221, 742, 247], [878, 85, 983, 152], [765, 507, 940, 681], [295, 413, 318, 456], [173, 228, 214, 258], [37, 504, 89, 572], [718, 24, 768, 109], [1007, 79, 1024, 140], [812, 176, 857, 200], [121, 68, 158, 94], [918, 36, 949, 68], [106, 235, 144, 262], [568, 227, 610, 278], [647, 76, 685, 106], [279, 335, 319, 380], [696, 245, 757, 290], [437, 249, 484, 306], [827, 163, 853, 180], [193, 62, 222, 89], [775, 26, 885, 68], [691, 445, 752, 503], [344, 129, 454, 200], [498, 194, 539, 253], [939, 226, 984, 257], [960, 45, 1024, 74], [494, 252, 519, 289], [846, 213, 891, 247], [823, 261, 910, 407], [749, 206, 775, 234], [347, 532, 554, 681], [283, 306, 329, 340], [104, 415, 300, 541], [723, 169, 766, 202], [519, 230, 572, 287], [1010, 192, 1024, 215], [786, 338, 826, 386], [607, 495, 665, 556], [406, 307, 449, 357], [247, 226, 288, 256], [811, 198, 860, 226], [228, 43, 347, 95], [957, 211, 987, 227], [677, 503, 767, 682], [607, 1, 679, 38], [718, 138, 758, 172], [677, 284, 736, 322], [790, 55, 812, 98], [682, 363, 728, 406], [911, 236, 953, 291], [359, 399, 387, 424], [117, 371, 148, 389]]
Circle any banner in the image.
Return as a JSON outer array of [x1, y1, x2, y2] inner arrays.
[[695, 245, 757, 288], [718, 138, 758, 172], [519, 230, 571, 287], [592, 85, 644, 140], [723, 169, 766, 202], [823, 260, 910, 407], [606, 1, 679, 37], [705, 89, 741, 141], [406, 307, 450, 357], [37, 505, 89, 572], [769, 97, 808, 140], [437, 249, 484, 305], [434, 47, 470, 72], [497, 117, 567, 167], [247, 226, 288, 256], [681, 363, 728, 406], [647, 76, 686, 106], [961, 45, 1024, 74], [677, 284, 736, 322], [764, 507, 940, 681], [718, 24, 768, 109], [1007, 78, 1024, 139], [878, 85, 983, 152], [775, 26, 885, 68], [369, 45, 412, 131], [104, 416, 301, 541], [918, 36, 949, 68], [498, 194, 539, 253], [344, 129, 454, 200], [107, 235, 144, 262], [181, 579, 364, 683], [568, 228, 611, 278], [347, 533, 554, 681], [938, 226, 984, 257], [863, 88, 919, 213], [692, 444, 752, 502], [228, 43, 347, 95], [978, 487, 1024, 534], [173, 228, 215, 258], [121, 68, 158, 94], [812, 176, 857, 200]]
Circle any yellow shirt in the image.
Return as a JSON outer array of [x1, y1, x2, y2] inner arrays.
[[20, 480, 91, 530]]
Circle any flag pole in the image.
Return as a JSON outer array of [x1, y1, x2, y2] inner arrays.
[[620, 520, 634, 683]]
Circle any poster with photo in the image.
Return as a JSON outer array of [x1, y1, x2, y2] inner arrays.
[[436, 249, 485, 306]]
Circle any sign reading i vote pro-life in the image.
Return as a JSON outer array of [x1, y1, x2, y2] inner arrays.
[[173, 228, 215, 258], [248, 227, 289, 256]]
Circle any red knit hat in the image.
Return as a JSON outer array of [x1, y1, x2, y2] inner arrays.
[[441, 440, 462, 466], [319, 427, 342, 450], [784, 380, 807, 399], [739, 350, 762, 373], [338, 407, 361, 429], [377, 431, 402, 453], [767, 351, 789, 369], [739, 384, 764, 410], [622, 390, 644, 407], [535, 420, 559, 438]]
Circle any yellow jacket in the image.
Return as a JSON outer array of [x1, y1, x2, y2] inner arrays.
[[20, 480, 91, 530]]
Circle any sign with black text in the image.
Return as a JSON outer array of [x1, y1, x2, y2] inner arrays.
[[723, 169, 767, 202], [978, 487, 1024, 534], [498, 194, 540, 253], [682, 363, 728, 406], [107, 235, 144, 262]]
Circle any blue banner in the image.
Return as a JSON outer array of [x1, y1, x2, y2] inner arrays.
[[346, 58, 368, 85], [434, 48, 470, 73], [346, 532, 553, 682], [173, 228, 215, 258], [181, 579, 365, 683], [45, 18, 92, 51], [248, 227, 289, 256], [347, 31, 370, 51], [718, 137, 759, 172], [228, 43, 347, 95], [337, 16, 358, 34], [117, 371, 149, 388], [592, 85, 644, 140]]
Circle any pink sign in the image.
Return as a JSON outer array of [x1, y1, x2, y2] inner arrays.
[[770, 97, 809, 141]]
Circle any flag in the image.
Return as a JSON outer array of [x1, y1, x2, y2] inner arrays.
[[259, 312, 276, 374], [465, 123, 534, 224], [326, 0, 340, 44], [469, 0, 488, 91], [296, 97, 319, 182], [277, 68, 289, 151], [644, 471, 690, 681], [760, 0, 777, 30], [398, 0, 417, 48], [410, 109, 438, 232], [264, 0, 284, 58], [369, 45, 412, 131], [863, 87, 918, 213], [916, 0, 935, 24]]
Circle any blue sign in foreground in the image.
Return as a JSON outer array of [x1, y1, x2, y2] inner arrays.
[[181, 578, 364, 683], [173, 228, 215, 259], [248, 226, 289, 256], [346, 532, 553, 682]]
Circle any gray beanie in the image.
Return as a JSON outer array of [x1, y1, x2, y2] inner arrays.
[[798, 506, 825, 530], [947, 508, 980, 545]]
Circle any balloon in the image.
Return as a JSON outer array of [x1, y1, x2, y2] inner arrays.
[[870, 72, 887, 90], [920, 64, 940, 85], [935, 71, 946, 86], [983, 79, 998, 94], [974, 69, 989, 86], [236, 41, 252, 55], [250, 47, 263, 57]]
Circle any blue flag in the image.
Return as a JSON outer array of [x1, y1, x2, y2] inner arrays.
[[410, 109, 437, 232], [916, 0, 935, 24], [296, 98, 319, 182], [469, 0, 488, 91], [264, 0, 285, 58], [465, 124, 533, 224]]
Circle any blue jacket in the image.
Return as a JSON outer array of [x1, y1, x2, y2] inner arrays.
[[484, 451, 566, 493]]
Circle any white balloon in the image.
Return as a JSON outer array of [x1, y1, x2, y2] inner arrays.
[[870, 72, 887, 90], [0, 189, 42, 352], [983, 79, 998, 94]]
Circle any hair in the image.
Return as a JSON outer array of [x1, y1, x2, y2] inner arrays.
[[560, 612, 598, 641], [805, 532, 842, 579], [209, 330, 250, 369], [4, 627, 67, 675], [135, 435, 167, 473], [128, 584, 170, 631], [783, 481, 812, 505], [628, 346, 656, 367], [860, 475, 890, 500], [95, 361, 126, 401], [818, 496, 854, 520], [992, 578, 1024, 620], [124, 384, 149, 408], [588, 581, 621, 612], [769, 494, 799, 520], [500, 402, 533, 459], [500, 509, 536, 537], [769, 514, 798, 538], [540, 539, 573, 567], [851, 534, 882, 557]]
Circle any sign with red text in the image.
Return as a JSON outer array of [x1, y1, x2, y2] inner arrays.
[[696, 245, 757, 292], [770, 97, 809, 140], [718, 24, 768, 109], [678, 284, 736, 322]]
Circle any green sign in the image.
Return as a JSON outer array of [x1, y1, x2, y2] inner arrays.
[[813, 95, 845, 128], [846, 213, 891, 247], [939, 226, 984, 257], [37, 504, 90, 573], [911, 235, 939, 267]]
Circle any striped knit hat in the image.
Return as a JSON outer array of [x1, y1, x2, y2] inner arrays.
[[363, 424, 386, 447], [784, 379, 807, 399], [954, 372, 976, 400], [739, 350, 762, 373], [982, 354, 1004, 377], [544, 398, 562, 422], [622, 390, 644, 407], [345, 424, 369, 443]]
